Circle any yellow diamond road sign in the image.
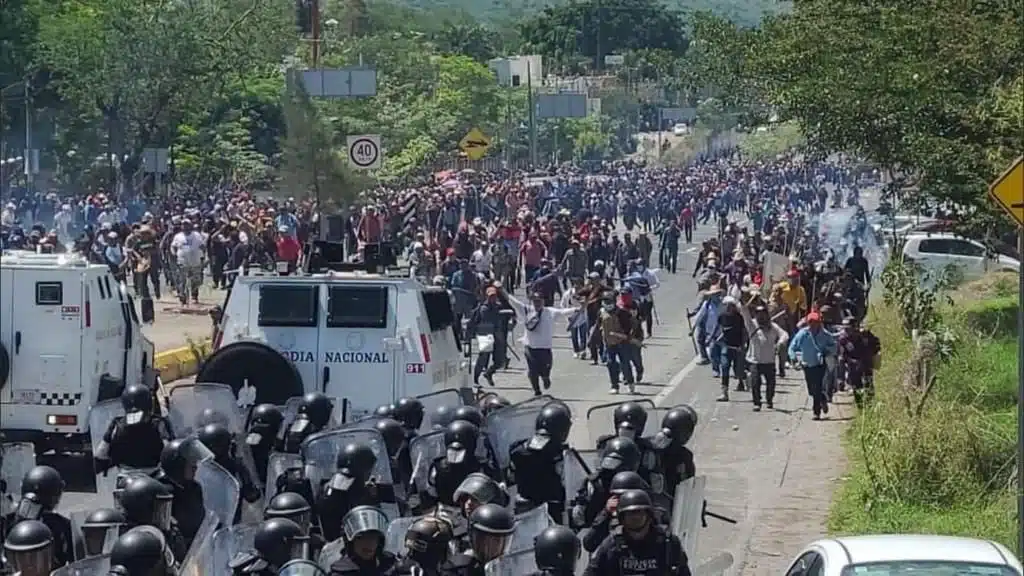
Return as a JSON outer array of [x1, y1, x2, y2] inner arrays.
[[459, 127, 491, 160], [988, 156, 1024, 227]]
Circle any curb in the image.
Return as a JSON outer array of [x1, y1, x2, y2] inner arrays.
[[154, 340, 212, 382]]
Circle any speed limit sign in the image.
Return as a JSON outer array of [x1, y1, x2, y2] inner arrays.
[[346, 134, 382, 170]]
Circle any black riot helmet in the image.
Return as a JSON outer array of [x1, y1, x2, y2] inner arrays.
[[533, 526, 580, 573], [373, 418, 406, 458], [404, 517, 454, 566], [454, 473, 510, 516], [3, 519, 53, 576], [443, 420, 479, 465], [196, 407, 231, 429], [329, 442, 377, 491], [265, 492, 313, 534], [599, 436, 641, 473], [653, 405, 698, 449], [296, 392, 333, 429], [20, 465, 64, 512], [248, 404, 284, 433], [529, 401, 572, 450], [615, 489, 654, 533], [159, 437, 212, 485], [452, 405, 484, 428], [430, 404, 456, 430], [82, 507, 127, 557], [467, 504, 515, 563], [109, 526, 174, 576], [478, 394, 510, 416], [374, 404, 395, 418], [196, 422, 234, 462], [394, 397, 425, 430], [120, 475, 174, 532], [609, 471, 650, 495], [120, 384, 154, 425], [613, 402, 649, 439], [253, 518, 305, 569]]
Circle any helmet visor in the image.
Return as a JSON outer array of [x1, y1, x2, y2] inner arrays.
[[341, 507, 389, 542], [446, 443, 467, 464], [180, 436, 215, 464], [651, 430, 672, 450], [7, 545, 53, 574], [527, 432, 551, 451], [329, 471, 356, 492], [277, 559, 327, 576], [153, 494, 173, 531], [125, 410, 146, 425], [469, 531, 510, 563], [289, 417, 311, 435], [82, 524, 122, 556], [16, 494, 43, 520]]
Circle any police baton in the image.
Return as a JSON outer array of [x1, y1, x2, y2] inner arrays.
[[701, 500, 737, 526], [684, 308, 699, 355]]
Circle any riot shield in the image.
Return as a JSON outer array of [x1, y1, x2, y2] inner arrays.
[[408, 430, 444, 495], [88, 399, 125, 504], [178, 511, 219, 576], [0, 442, 35, 499], [300, 428, 393, 489], [563, 448, 596, 508], [49, 554, 111, 576], [484, 549, 538, 576], [262, 451, 304, 510], [282, 396, 346, 432], [317, 538, 346, 570], [210, 523, 259, 576], [278, 559, 329, 576], [196, 459, 242, 527], [670, 475, 707, 561], [413, 389, 465, 434], [586, 400, 664, 448], [508, 504, 553, 555], [484, 401, 547, 472], [384, 515, 422, 555]]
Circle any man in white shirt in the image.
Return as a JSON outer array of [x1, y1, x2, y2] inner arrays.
[[505, 277, 580, 396], [470, 241, 492, 277], [170, 219, 206, 305], [745, 305, 789, 410]]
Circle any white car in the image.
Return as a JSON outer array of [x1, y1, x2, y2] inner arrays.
[[902, 232, 1020, 281], [672, 123, 691, 136], [786, 534, 1022, 576]]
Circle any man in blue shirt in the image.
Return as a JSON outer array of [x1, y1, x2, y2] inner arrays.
[[788, 311, 838, 419]]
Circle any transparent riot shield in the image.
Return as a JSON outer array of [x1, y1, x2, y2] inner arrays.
[[0, 442, 35, 499], [413, 389, 465, 434], [485, 549, 538, 576], [508, 504, 553, 555], [278, 559, 328, 576], [262, 451, 304, 510], [484, 401, 547, 472], [301, 428, 393, 489], [317, 538, 346, 570], [408, 430, 444, 495], [384, 515, 422, 555], [562, 448, 596, 509], [196, 459, 242, 527], [211, 523, 259, 576], [282, 396, 346, 433], [88, 399, 125, 504], [670, 475, 707, 561], [178, 511, 220, 576], [50, 554, 111, 576], [694, 552, 735, 576], [585, 400, 662, 448], [68, 510, 120, 560]]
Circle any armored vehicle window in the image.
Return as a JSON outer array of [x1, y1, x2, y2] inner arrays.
[[258, 285, 319, 327], [327, 286, 388, 329], [421, 288, 454, 331], [36, 282, 63, 305]]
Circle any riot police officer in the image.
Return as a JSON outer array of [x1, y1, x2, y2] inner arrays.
[[581, 471, 649, 552], [197, 422, 262, 522], [265, 492, 322, 560], [316, 442, 385, 542], [229, 518, 306, 576], [528, 526, 580, 576], [426, 421, 499, 508], [429, 405, 456, 431], [449, 473, 509, 554], [584, 490, 691, 576], [79, 508, 126, 558], [595, 402, 658, 491], [570, 436, 641, 532], [108, 526, 176, 576], [649, 405, 698, 501], [451, 406, 484, 428], [393, 397, 425, 442], [245, 404, 285, 481], [440, 504, 515, 576], [3, 519, 53, 576], [119, 475, 188, 562], [328, 506, 398, 575], [374, 418, 411, 489], [477, 394, 509, 417], [374, 404, 396, 418], [283, 392, 333, 453], [97, 384, 170, 470], [154, 438, 207, 547], [508, 401, 571, 521], [5, 465, 73, 567], [396, 517, 453, 576]]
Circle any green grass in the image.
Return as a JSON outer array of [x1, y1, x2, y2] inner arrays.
[[737, 121, 805, 160], [829, 277, 1018, 553]]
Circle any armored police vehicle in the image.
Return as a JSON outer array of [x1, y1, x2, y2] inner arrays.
[[0, 251, 156, 454], [197, 245, 467, 422]]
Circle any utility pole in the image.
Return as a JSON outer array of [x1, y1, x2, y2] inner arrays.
[[311, 0, 321, 68], [23, 78, 33, 196], [595, 0, 602, 73], [527, 60, 537, 167]]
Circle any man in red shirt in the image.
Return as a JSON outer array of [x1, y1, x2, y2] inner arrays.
[[678, 203, 695, 243], [275, 225, 301, 273]]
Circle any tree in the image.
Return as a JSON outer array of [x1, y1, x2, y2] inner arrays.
[[432, 21, 498, 62]]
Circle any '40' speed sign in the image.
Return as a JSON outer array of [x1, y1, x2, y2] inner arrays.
[[346, 134, 382, 170]]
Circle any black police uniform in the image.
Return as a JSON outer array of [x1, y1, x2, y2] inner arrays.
[[330, 551, 400, 576], [329, 506, 399, 576], [154, 439, 206, 547], [394, 516, 453, 576], [230, 518, 305, 576], [438, 504, 514, 576], [426, 421, 499, 508], [585, 525, 690, 576], [315, 444, 387, 542], [198, 423, 263, 524], [374, 418, 411, 490], [245, 403, 285, 482], [101, 385, 170, 470], [570, 437, 641, 532], [283, 392, 333, 453], [109, 526, 176, 576], [595, 403, 659, 491], [508, 402, 571, 522], [265, 492, 324, 561], [580, 471, 649, 553], [4, 466, 74, 568], [526, 525, 580, 576], [649, 406, 698, 501], [119, 475, 188, 563]]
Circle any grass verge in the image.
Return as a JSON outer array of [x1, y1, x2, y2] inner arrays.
[[829, 272, 1017, 553], [737, 121, 804, 160]]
